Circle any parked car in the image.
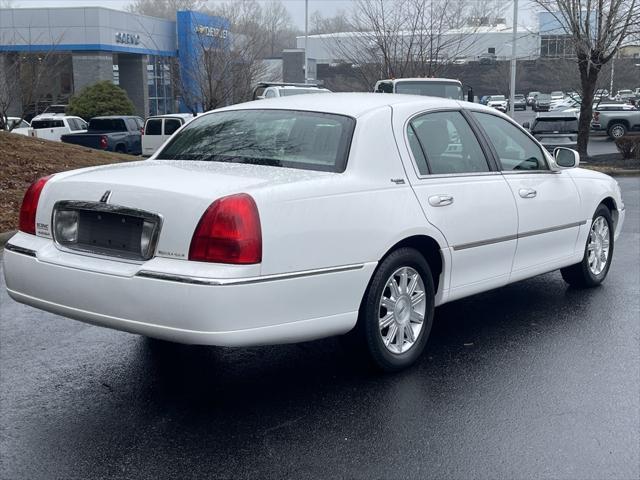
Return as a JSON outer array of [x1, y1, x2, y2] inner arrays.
[[29, 116, 88, 142], [3, 117, 30, 135], [486, 95, 508, 112], [253, 82, 331, 100], [550, 97, 581, 112], [594, 88, 610, 102], [527, 91, 541, 106], [591, 106, 640, 139], [524, 112, 579, 152], [374, 78, 472, 102], [61, 116, 143, 154], [41, 104, 68, 115], [142, 113, 194, 157], [550, 91, 564, 101], [3, 93, 625, 372], [533, 94, 552, 112], [512, 94, 527, 111], [478, 53, 496, 65], [615, 89, 636, 103]]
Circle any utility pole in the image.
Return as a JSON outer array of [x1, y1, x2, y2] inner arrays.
[[304, 0, 309, 84], [508, 0, 518, 118], [610, 55, 615, 95]]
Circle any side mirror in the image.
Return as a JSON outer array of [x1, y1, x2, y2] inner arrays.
[[467, 88, 474, 103], [554, 147, 579, 169], [522, 122, 530, 129]]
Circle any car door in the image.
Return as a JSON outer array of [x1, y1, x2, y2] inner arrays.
[[394, 108, 519, 301], [469, 111, 582, 281]]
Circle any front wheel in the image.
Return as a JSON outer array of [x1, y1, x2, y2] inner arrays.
[[357, 248, 435, 372], [561, 204, 614, 288]]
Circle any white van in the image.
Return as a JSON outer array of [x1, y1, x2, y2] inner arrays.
[[30, 115, 88, 142], [142, 113, 193, 157]]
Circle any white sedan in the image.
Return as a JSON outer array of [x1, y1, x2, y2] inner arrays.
[[3, 93, 625, 371]]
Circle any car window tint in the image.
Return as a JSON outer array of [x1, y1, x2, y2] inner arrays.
[[125, 118, 139, 131], [145, 119, 162, 135], [265, 89, 276, 98], [68, 118, 80, 131], [472, 111, 548, 171], [164, 119, 181, 135], [408, 111, 489, 175], [156, 109, 355, 173]]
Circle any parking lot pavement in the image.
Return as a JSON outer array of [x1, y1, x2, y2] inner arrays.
[[511, 109, 618, 157], [1, 179, 638, 480]]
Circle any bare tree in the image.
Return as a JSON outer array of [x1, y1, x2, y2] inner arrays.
[[310, 10, 353, 35], [0, 31, 65, 130], [263, 0, 295, 56], [532, 0, 639, 157], [127, 0, 204, 20], [323, 0, 507, 90]]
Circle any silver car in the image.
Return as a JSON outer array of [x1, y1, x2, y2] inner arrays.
[[524, 112, 578, 152]]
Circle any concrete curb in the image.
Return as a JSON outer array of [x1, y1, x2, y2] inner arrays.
[[0, 230, 17, 249], [583, 166, 640, 176]]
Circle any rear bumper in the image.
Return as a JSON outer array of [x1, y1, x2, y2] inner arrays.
[[3, 233, 375, 346]]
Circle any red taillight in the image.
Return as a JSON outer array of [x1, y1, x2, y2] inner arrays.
[[140, 127, 144, 135], [19, 175, 53, 235], [189, 193, 262, 264], [593, 112, 600, 121], [99, 135, 108, 149]]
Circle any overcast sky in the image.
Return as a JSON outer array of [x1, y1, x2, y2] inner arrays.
[[8, 0, 540, 30]]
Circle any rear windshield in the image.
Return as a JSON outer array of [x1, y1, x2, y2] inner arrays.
[[31, 120, 64, 128], [156, 109, 355, 173], [537, 95, 551, 101], [394, 81, 463, 100], [89, 119, 127, 131], [532, 118, 578, 133]]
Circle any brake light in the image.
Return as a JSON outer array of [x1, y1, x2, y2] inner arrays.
[[19, 175, 53, 235], [140, 127, 144, 135], [593, 111, 600, 121], [189, 193, 262, 264], [99, 135, 108, 149]]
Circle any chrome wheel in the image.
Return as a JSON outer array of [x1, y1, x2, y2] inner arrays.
[[587, 216, 610, 276], [610, 125, 625, 138], [378, 267, 426, 354]]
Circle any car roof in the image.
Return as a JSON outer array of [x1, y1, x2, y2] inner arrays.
[[92, 116, 140, 119], [379, 78, 462, 84], [536, 112, 578, 118], [216, 92, 466, 118], [146, 113, 194, 120]]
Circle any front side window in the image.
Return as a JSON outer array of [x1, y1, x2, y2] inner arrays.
[[472, 111, 548, 171], [156, 109, 355, 173], [407, 111, 490, 175]]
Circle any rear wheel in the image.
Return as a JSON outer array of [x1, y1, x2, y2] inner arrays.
[[561, 204, 614, 288], [115, 144, 126, 154], [357, 248, 435, 372], [607, 123, 627, 140]]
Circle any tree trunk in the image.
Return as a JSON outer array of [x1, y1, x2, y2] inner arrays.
[[576, 55, 602, 159]]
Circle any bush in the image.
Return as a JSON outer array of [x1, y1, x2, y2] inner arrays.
[[67, 81, 135, 120], [614, 135, 640, 160]]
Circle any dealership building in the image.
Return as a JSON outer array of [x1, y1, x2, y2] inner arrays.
[[0, 7, 229, 118]]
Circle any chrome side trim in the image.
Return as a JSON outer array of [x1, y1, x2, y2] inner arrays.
[[136, 263, 366, 286], [4, 243, 37, 257], [452, 220, 587, 251]]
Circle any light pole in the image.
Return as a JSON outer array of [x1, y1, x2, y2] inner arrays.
[[509, 0, 518, 118], [304, 0, 309, 84]]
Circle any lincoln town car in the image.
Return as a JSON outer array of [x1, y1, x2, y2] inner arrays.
[[3, 94, 625, 371]]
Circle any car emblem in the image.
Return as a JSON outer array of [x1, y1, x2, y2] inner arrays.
[[100, 190, 112, 204]]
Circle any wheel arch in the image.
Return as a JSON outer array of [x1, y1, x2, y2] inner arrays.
[[378, 235, 445, 295], [600, 196, 618, 229]]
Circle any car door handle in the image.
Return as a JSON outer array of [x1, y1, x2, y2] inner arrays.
[[519, 188, 537, 199], [428, 194, 454, 207]]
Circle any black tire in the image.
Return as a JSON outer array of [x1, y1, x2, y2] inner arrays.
[[115, 144, 126, 154], [561, 204, 614, 288], [607, 122, 627, 140], [356, 248, 435, 372]]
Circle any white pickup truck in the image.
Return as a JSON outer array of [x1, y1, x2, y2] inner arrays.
[[29, 115, 88, 142]]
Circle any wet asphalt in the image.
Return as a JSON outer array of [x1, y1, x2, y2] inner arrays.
[[1, 177, 638, 480]]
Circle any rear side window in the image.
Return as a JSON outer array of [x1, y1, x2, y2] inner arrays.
[[408, 111, 490, 175], [164, 119, 181, 135], [145, 119, 162, 135], [472, 111, 548, 171], [125, 118, 139, 131], [156, 109, 356, 173]]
